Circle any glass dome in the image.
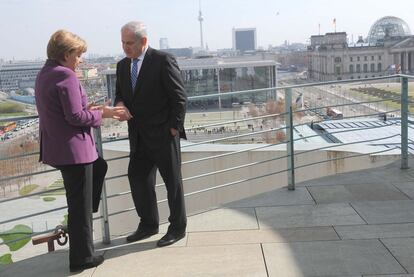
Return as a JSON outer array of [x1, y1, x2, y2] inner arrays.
[[367, 16, 411, 44]]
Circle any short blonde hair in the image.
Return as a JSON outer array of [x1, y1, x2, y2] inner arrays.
[[47, 30, 87, 61]]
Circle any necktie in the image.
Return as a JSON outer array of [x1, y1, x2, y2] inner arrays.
[[131, 58, 139, 91]]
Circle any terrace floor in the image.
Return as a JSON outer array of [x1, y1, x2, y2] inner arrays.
[[2, 158, 414, 277]]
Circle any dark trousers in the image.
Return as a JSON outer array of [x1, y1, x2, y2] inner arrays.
[[128, 134, 186, 234], [57, 157, 107, 264]]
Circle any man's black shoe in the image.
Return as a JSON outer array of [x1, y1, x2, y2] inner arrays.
[[70, 255, 104, 272], [157, 232, 186, 247], [126, 229, 159, 243]]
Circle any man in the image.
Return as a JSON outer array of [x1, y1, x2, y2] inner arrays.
[[115, 21, 187, 247]]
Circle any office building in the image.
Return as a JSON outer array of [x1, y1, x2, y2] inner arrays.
[[0, 61, 43, 92], [232, 28, 257, 53], [159, 38, 169, 50], [164, 48, 193, 58]]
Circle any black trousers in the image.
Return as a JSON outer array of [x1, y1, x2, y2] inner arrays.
[[128, 134, 186, 233], [57, 157, 107, 265]]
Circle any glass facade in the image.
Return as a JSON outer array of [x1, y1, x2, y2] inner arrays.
[[104, 59, 277, 111], [367, 16, 411, 44], [182, 66, 275, 109], [182, 68, 218, 109]]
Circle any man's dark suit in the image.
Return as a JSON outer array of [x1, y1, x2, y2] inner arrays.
[[115, 47, 187, 233]]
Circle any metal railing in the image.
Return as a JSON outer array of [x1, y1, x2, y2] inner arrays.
[[0, 74, 412, 248]]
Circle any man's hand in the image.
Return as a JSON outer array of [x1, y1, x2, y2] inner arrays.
[[170, 128, 178, 137], [114, 102, 133, 121]]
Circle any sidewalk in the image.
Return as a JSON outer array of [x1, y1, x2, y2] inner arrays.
[[2, 158, 414, 277]]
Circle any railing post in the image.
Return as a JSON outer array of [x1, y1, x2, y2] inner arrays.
[[401, 77, 409, 169], [284, 88, 295, 190], [95, 127, 111, 244]]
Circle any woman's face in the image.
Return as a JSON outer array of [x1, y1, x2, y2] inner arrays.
[[62, 51, 83, 71]]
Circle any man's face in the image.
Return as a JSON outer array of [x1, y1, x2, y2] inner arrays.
[[121, 28, 146, 59]]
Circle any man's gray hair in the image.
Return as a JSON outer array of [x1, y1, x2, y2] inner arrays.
[[121, 21, 147, 39]]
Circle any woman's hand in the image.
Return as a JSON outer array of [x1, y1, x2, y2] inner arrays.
[[89, 100, 131, 120]]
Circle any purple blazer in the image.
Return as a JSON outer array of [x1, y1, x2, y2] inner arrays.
[[35, 60, 102, 166]]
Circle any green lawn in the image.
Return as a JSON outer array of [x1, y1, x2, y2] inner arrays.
[[42, 197, 56, 202], [42, 179, 65, 196], [62, 214, 68, 226], [370, 83, 414, 97], [0, 112, 28, 118], [0, 253, 12, 265], [19, 184, 39, 196], [346, 82, 414, 113], [354, 92, 414, 113], [0, 224, 32, 252]]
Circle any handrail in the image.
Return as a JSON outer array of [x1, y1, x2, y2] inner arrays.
[[1, 74, 412, 124], [0, 74, 412, 248]]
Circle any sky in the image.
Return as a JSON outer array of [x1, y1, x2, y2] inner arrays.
[[1, 0, 414, 60]]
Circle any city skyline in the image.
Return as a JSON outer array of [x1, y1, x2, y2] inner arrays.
[[1, 0, 414, 60]]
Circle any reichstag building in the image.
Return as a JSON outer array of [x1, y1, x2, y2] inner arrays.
[[308, 16, 414, 81]]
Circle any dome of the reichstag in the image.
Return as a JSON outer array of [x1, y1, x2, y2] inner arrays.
[[367, 16, 411, 44]]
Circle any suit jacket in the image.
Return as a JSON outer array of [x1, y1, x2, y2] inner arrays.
[[114, 47, 187, 152], [35, 60, 102, 166]]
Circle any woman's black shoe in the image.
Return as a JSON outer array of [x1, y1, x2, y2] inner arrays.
[[70, 255, 104, 272]]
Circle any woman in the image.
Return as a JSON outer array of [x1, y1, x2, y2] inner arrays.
[[35, 30, 123, 272]]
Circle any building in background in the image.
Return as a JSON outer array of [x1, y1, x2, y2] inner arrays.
[[232, 28, 257, 53], [76, 66, 98, 79], [308, 16, 414, 81], [163, 48, 194, 58], [0, 61, 43, 92], [102, 55, 277, 110], [159, 37, 169, 50]]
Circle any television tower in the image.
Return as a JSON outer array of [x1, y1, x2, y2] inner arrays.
[[198, 0, 204, 49]]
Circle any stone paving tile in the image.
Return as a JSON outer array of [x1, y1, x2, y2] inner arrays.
[[96, 244, 267, 277], [95, 233, 188, 252], [256, 203, 365, 229], [262, 240, 406, 277], [302, 172, 385, 187], [335, 223, 414, 240], [172, 208, 259, 232], [381, 238, 414, 273], [368, 274, 414, 277], [351, 200, 414, 224], [373, 168, 414, 183], [225, 187, 315, 208], [156, 208, 259, 233], [308, 184, 409, 204], [0, 250, 93, 277], [393, 182, 414, 199], [375, 174, 414, 183], [187, 226, 339, 246]]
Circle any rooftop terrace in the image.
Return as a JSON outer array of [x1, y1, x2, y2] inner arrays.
[[1, 75, 413, 276], [2, 158, 413, 276]]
